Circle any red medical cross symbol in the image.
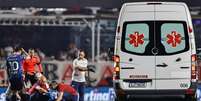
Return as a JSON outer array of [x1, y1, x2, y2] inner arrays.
[[129, 32, 144, 47], [166, 31, 181, 47]]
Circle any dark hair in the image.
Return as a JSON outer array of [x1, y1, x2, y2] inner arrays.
[[13, 47, 22, 52], [28, 48, 35, 51], [51, 80, 57, 84], [50, 81, 58, 89], [79, 49, 87, 58], [79, 49, 85, 53]]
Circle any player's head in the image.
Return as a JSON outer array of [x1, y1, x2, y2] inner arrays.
[[28, 48, 35, 56], [13, 47, 22, 55], [50, 81, 58, 89], [79, 50, 85, 59], [35, 72, 42, 79], [35, 73, 47, 83]]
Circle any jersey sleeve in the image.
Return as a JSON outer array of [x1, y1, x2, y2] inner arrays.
[[72, 59, 77, 69], [58, 84, 77, 95], [38, 63, 43, 73], [58, 84, 64, 92], [35, 56, 41, 64], [83, 59, 88, 67], [19, 55, 24, 61], [34, 56, 43, 73]]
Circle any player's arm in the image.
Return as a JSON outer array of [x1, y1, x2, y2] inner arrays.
[[78, 67, 88, 71], [21, 48, 29, 56], [78, 61, 88, 71], [73, 59, 88, 71], [6, 61, 10, 77], [36, 57, 43, 73], [28, 83, 37, 94], [36, 86, 48, 93], [73, 59, 82, 70], [36, 62, 43, 73], [56, 92, 64, 101]]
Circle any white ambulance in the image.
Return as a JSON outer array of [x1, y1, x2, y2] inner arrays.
[[113, 2, 197, 101]]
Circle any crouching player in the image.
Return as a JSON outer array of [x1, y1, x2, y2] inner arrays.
[[28, 73, 49, 101], [6, 47, 25, 101], [51, 81, 79, 101]]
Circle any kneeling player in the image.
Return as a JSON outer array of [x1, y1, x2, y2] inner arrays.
[[51, 81, 79, 101]]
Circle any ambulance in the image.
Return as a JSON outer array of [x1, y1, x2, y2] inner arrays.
[[113, 2, 197, 101]]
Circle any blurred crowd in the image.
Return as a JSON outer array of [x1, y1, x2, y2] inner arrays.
[[0, 44, 110, 61]]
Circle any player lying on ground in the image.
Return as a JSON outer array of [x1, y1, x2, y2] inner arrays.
[[27, 73, 79, 101]]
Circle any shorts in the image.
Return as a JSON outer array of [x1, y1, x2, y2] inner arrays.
[[9, 77, 23, 91], [25, 73, 37, 85]]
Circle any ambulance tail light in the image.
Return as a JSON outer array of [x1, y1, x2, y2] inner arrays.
[[113, 55, 120, 80], [188, 26, 193, 33], [113, 55, 120, 63], [191, 54, 197, 81]]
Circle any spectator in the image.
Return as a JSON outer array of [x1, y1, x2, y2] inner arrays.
[[67, 43, 78, 60], [56, 51, 67, 61], [35, 48, 46, 60], [0, 80, 7, 87], [99, 51, 109, 61], [0, 48, 5, 59]]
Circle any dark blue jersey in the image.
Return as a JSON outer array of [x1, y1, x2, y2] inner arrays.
[[6, 54, 24, 80]]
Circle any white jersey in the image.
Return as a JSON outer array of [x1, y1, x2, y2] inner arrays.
[[72, 58, 88, 82]]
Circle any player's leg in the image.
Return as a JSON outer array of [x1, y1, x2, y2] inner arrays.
[[8, 79, 17, 101], [5, 83, 11, 97], [72, 93, 79, 101], [29, 74, 37, 85], [15, 91, 21, 100], [15, 78, 24, 100], [20, 79, 31, 101], [20, 91, 31, 101], [5, 84, 12, 101], [79, 82, 85, 101], [71, 81, 79, 100]]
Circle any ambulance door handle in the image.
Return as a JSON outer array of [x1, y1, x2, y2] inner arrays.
[[156, 63, 168, 67], [180, 67, 189, 69], [176, 57, 181, 62]]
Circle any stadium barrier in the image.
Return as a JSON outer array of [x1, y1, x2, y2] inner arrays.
[[0, 87, 116, 101], [0, 60, 113, 86]]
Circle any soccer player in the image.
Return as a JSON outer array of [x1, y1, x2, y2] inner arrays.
[[6, 47, 25, 101], [71, 50, 88, 101], [51, 81, 79, 101], [22, 48, 43, 86], [28, 73, 50, 101]]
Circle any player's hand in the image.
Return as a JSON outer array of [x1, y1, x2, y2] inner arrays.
[[22, 74, 25, 80], [21, 48, 30, 56], [25, 56, 31, 59]]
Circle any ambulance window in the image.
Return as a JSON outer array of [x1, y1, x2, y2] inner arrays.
[[161, 23, 186, 54], [123, 23, 149, 54]]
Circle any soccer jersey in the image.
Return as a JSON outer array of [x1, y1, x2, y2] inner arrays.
[[23, 56, 42, 75], [57, 83, 77, 96], [6, 54, 24, 80], [72, 58, 88, 82], [6, 54, 24, 90]]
